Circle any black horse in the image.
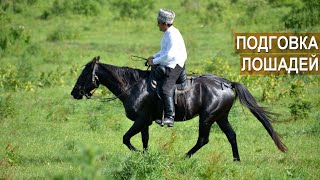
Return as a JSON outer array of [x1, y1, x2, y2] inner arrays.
[[71, 56, 287, 161]]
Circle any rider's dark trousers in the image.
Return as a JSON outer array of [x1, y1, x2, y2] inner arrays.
[[160, 65, 184, 97]]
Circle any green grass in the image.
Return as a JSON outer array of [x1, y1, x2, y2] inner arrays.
[[1, 0, 320, 179]]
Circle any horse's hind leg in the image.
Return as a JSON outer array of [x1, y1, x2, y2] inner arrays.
[[216, 117, 240, 161], [186, 117, 214, 157]]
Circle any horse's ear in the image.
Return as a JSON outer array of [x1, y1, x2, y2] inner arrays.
[[92, 56, 100, 64], [90, 56, 98, 68], [91, 56, 96, 63]]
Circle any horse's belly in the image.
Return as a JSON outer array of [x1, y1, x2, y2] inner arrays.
[[174, 94, 201, 121]]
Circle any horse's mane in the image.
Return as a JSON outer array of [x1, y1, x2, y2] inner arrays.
[[98, 63, 150, 86]]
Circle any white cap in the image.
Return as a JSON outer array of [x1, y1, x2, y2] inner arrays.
[[157, 9, 175, 24]]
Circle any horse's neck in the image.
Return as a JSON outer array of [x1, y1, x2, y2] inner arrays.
[[98, 64, 127, 98]]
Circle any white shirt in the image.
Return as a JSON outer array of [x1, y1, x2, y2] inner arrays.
[[153, 26, 187, 69]]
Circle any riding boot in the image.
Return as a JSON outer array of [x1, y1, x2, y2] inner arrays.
[[156, 95, 175, 127]]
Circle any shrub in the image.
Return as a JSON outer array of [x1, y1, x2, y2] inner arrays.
[[110, 0, 154, 19], [199, 1, 225, 24], [0, 65, 20, 90], [0, 8, 30, 55], [205, 57, 233, 77], [44, 0, 104, 17], [72, 146, 107, 179], [0, 13, 30, 56], [287, 78, 312, 120], [289, 100, 311, 121], [87, 115, 103, 131], [261, 76, 280, 103], [0, 0, 38, 13], [38, 68, 67, 87], [72, 0, 103, 16], [113, 151, 170, 179], [17, 58, 34, 83], [47, 23, 79, 41], [283, 0, 320, 29], [24, 43, 42, 56], [181, 0, 225, 24], [0, 62, 36, 91], [289, 79, 305, 98]]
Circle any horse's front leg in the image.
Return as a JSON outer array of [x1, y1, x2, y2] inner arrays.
[[123, 119, 145, 151], [141, 125, 149, 152]]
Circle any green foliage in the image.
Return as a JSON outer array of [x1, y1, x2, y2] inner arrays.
[[87, 115, 103, 131], [46, 106, 72, 122], [0, 65, 18, 89], [47, 23, 79, 41], [287, 78, 312, 120], [261, 76, 281, 103], [67, 146, 113, 179], [283, 0, 320, 29], [235, 0, 278, 27], [113, 150, 203, 179], [181, 0, 226, 24], [1, 144, 22, 166], [47, 0, 103, 16], [0, 95, 15, 119], [289, 100, 311, 121], [0, 0, 38, 13], [205, 57, 233, 77], [110, 0, 154, 19], [0, 60, 36, 91], [17, 58, 34, 83], [113, 151, 168, 179], [38, 68, 67, 87], [0, 61, 69, 91], [0, 20, 30, 56], [288, 78, 305, 97], [0, 144, 21, 179], [198, 1, 225, 24]]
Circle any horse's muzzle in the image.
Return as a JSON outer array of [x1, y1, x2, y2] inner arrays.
[[71, 88, 83, 100]]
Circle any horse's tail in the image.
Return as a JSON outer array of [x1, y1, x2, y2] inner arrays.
[[232, 82, 287, 152]]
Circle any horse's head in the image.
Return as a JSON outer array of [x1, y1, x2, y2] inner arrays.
[[71, 56, 100, 99]]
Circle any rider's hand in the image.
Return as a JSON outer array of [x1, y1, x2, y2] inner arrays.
[[147, 57, 154, 66]]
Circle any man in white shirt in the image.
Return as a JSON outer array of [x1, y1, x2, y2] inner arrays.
[[147, 9, 187, 127]]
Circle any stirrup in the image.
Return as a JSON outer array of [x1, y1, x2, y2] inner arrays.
[[155, 119, 164, 127], [163, 118, 174, 127], [155, 118, 174, 127]]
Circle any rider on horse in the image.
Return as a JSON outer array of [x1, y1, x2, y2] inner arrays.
[[147, 9, 187, 127]]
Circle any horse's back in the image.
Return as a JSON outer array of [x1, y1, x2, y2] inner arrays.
[[174, 74, 235, 121]]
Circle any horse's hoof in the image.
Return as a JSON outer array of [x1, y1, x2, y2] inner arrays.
[[185, 153, 192, 159], [233, 158, 241, 162]]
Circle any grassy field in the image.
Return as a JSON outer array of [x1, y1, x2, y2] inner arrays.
[[1, 0, 320, 179]]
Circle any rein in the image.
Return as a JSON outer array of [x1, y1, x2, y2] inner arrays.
[[82, 57, 150, 102], [131, 55, 149, 66]]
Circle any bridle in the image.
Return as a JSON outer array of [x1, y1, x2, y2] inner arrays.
[[78, 59, 100, 99]]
